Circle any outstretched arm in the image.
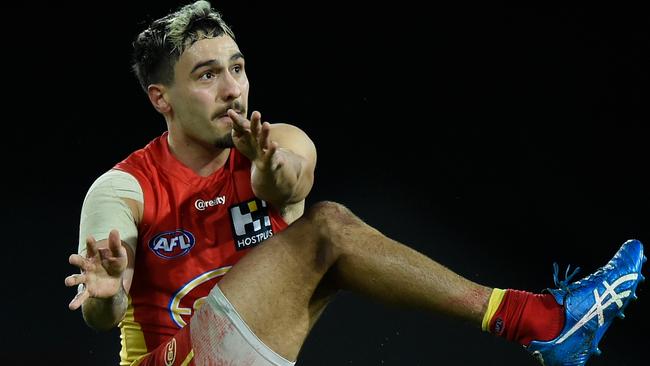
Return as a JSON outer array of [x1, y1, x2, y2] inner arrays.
[[229, 109, 317, 212], [65, 170, 142, 331]]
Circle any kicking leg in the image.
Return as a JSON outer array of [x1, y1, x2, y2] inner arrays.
[[199, 201, 644, 365]]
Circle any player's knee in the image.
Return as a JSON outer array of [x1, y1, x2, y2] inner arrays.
[[305, 201, 353, 228], [303, 201, 352, 269], [304, 200, 360, 245]]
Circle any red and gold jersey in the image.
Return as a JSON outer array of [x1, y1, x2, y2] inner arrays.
[[114, 132, 288, 365]]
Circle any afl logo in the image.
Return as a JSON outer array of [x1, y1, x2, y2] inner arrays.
[[148, 229, 196, 259]]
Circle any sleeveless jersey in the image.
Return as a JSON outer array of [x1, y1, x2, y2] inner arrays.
[[113, 132, 288, 365]]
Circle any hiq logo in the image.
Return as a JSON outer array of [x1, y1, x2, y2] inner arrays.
[[148, 229, 196, 259], [230, 198, 274, 251]]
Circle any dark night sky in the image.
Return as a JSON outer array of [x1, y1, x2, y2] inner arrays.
[[6, 1, 648, 365]]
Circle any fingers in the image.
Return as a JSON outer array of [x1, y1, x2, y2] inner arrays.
[[86, 235, 98, 258], [108, 229, 122, 257], [229, 109, 279, 166], [99, 247, 125, 266], [65, 273, 86, 287], [258, 121, 279, 165], [269, 140, 279, 155], [228, 109, 249, 134], [66, 273, 89, 310], [250, 111, 262, 139], [69, 254, 93, 272], [268, 141, 283, 170], [259, 121, 271, 150], [69, 287, 90, 310]]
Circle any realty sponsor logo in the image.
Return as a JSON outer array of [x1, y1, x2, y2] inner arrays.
[[195, 195, 226, 211]]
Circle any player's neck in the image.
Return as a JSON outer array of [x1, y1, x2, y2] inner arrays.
[[167, 133, 230, 177]]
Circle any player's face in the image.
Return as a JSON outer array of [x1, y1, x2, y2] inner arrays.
[[168, 35, 249, 148]]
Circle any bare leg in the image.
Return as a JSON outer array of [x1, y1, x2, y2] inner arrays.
[[218, 201, 492, 361]]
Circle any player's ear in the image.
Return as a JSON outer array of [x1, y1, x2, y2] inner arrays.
[[147, 84, 171, 114]]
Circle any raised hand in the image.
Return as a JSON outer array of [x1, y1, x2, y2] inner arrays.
[[228, 109, 284, 172], [65, 229, 128, 310]]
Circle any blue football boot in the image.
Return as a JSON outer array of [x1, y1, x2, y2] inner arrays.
[[526, 239, 646, 366]]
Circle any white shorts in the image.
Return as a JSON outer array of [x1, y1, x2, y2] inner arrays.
[[190, 285, 296, 366]]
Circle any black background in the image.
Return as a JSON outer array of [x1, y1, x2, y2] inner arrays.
[[6, 1, 648, 365]]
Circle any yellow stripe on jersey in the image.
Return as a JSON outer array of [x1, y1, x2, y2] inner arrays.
[[180, 349, 194, 366], [481, 288, 507, 332], [120, 295, 148, 365], [130, 356, 145, 366]]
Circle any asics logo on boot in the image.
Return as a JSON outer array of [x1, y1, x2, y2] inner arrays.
[[556, 273, 638, 344]]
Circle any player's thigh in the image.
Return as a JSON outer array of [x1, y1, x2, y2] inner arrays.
[[218, 215, 336, 356]]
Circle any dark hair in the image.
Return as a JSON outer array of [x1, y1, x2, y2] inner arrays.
[[131, 0, 236, 92]]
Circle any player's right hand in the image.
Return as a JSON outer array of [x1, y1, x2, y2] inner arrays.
[[229, 109, 280, 172], [65, 229, 127, 310]]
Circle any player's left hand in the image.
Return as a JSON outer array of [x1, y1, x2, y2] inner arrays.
[[229, 109, 283, 172]]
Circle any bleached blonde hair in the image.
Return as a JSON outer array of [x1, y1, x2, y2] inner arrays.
[[131, 1, 236, 91]]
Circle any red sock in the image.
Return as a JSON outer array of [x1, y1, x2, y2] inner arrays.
[[489, 290, 565, 346]]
